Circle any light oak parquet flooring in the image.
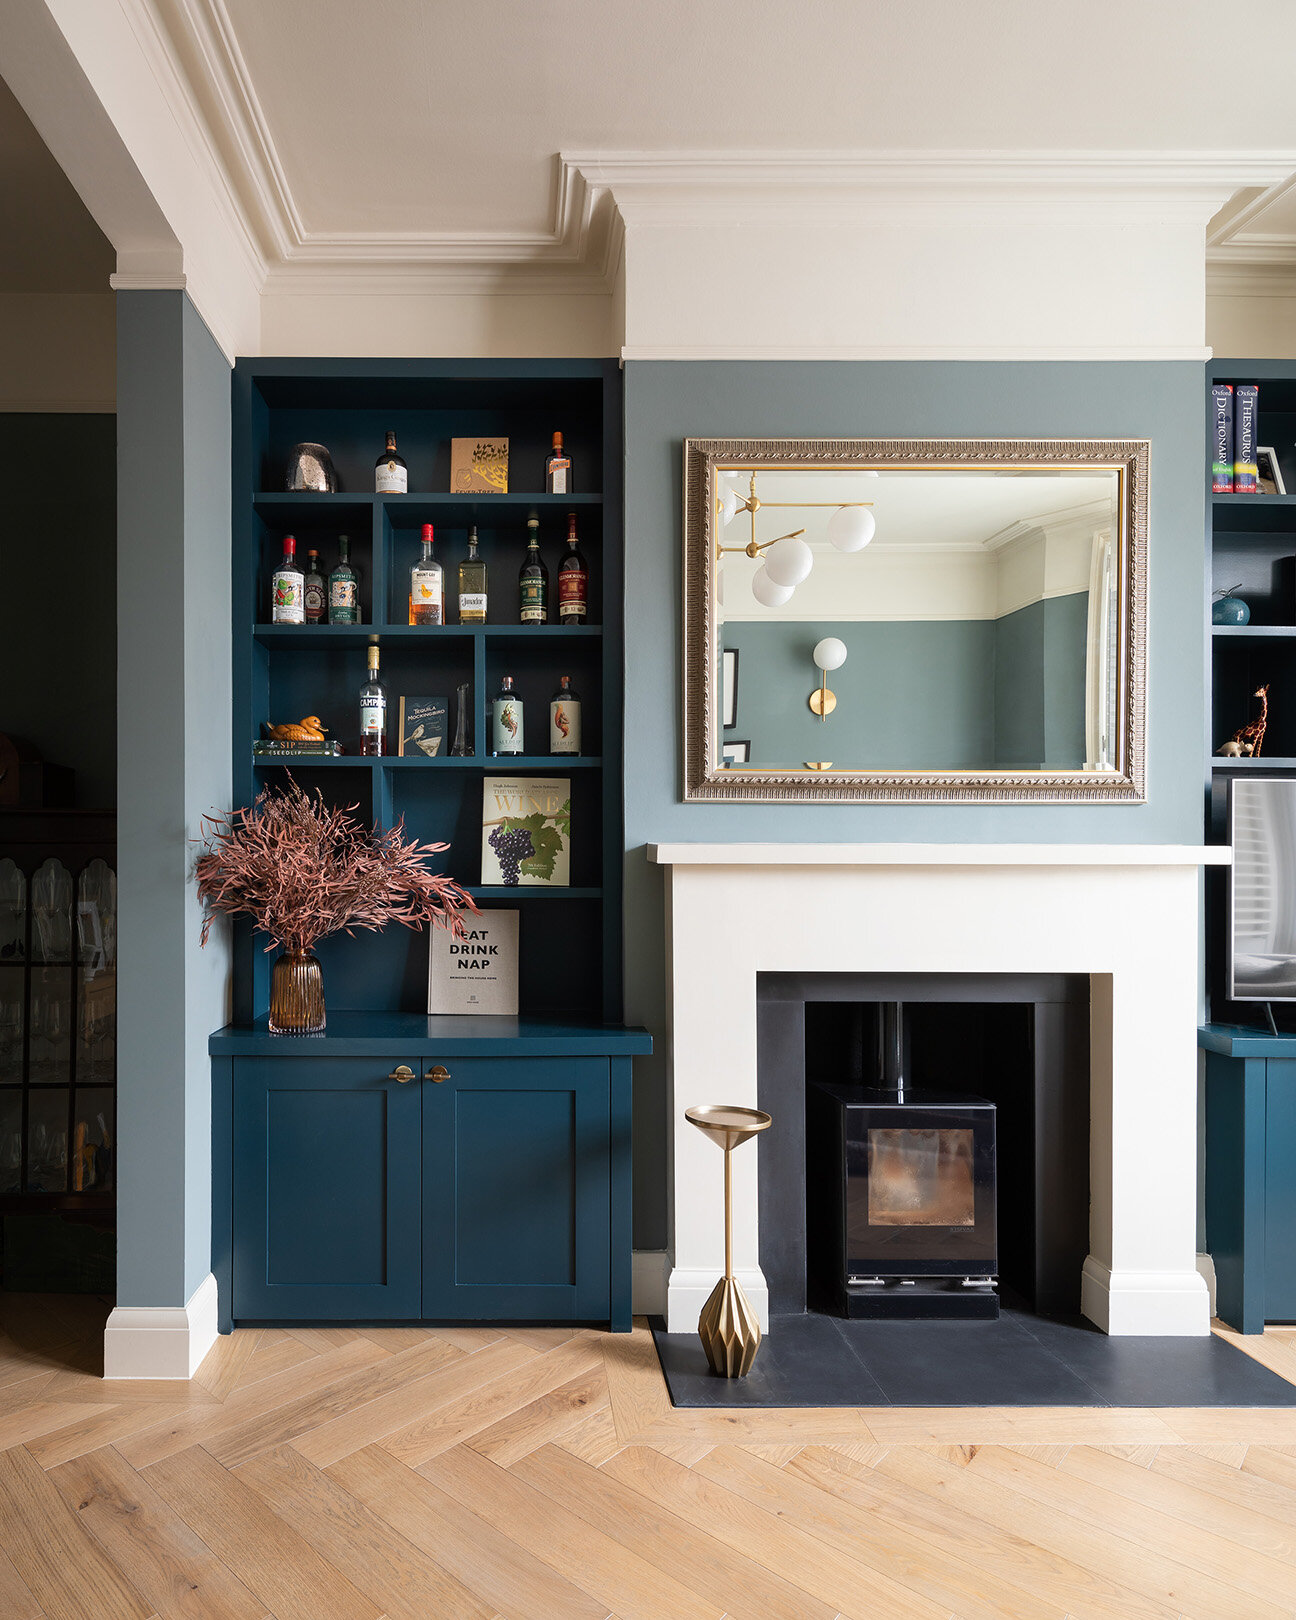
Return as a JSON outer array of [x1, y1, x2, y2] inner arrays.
[[1, 1296, 1296, 1620]]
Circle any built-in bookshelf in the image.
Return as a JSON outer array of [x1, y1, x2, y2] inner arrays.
[[231, 360, 623, 1026]]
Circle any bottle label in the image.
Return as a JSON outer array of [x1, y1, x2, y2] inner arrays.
[[304, 581, 325, 618], [360, 695, 386, 734], [459, 592, 487, 616], [550, 698, 581, 754], [558, 570, 587, 618], [272, 570, 304, 624], [411, 569, 443, 623], [330, 579, 356, 608], [376, 461, 407, 494], [548, 458, 570, 493], [520, 577, 546, 623], [492, 699, 523, 754]]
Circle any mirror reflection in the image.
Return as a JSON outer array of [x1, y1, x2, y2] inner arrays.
[[715, 467, 1121, 774]]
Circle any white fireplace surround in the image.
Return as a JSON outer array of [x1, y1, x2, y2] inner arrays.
[[650, 844, 1231, 1337]]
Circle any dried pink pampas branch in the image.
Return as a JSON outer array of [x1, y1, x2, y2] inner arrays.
[[195, 778, 477, 954]]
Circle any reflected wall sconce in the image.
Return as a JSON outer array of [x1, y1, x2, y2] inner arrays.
[[810, 637, 847, 719], [717, 472, 876, 607]]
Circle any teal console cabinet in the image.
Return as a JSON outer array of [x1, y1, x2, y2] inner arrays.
[[211, 1016, 650, 1333], [1200, 1024, 1296, 1332]]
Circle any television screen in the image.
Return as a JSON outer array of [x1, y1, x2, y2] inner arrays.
[[1230, 776, 1296, 1001]]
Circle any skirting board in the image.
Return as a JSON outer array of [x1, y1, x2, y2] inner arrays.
[[632, 1249, 670, 1316], [103, 1273, 220, 1379], [1081, 1256, 1212, 1337]]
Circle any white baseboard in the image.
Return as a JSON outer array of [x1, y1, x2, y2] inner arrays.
[[666, 1265, 769, 1335], [632, 1250, 670, 1316], [1196, 1251, 1218, 1318], [1080, 1256, 1211, 1337], [103, 1273, 220, 1379]]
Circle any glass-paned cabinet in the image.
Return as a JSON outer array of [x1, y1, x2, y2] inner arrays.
[[0, 814, 115, 1207]]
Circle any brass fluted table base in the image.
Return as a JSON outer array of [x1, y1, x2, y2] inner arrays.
[[698, 1273, 762, 1377]]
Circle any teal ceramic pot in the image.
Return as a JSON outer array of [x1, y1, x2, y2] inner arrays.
[[1212, 595, 1251, 625]]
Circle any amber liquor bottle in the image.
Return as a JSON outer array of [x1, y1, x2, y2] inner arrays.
[[519, 517, 548, 624], [303, 549, 325, 623], [375, 430, 407, 494], [546, 431, 572, 493], [557, 512, 588, 624]]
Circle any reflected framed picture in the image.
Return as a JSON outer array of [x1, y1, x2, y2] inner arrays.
[[722, 739, 750, 765], [1257, 447, 1286, 495], [722, 648, 739, 729]]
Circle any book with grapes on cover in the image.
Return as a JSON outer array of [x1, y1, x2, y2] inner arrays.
[[480, 776, 570, 887], [427, 909, 518, 1015]]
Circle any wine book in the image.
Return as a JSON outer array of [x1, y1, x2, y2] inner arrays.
[[481, 776, 571, 887], [398, 695, 448, 757], [451, 436, 508, 494], [427, 909, 518, 1016], [252, 739, 342, 756]]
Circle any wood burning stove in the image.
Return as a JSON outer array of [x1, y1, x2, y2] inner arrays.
[[807, 1003, 999, 1319]]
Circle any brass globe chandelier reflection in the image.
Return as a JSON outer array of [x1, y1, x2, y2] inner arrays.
[[716, 471, 877, 606]]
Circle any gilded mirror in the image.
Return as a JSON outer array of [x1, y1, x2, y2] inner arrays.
[[683, 438, 1147, 802]]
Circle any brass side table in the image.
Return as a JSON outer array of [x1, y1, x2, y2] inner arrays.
[[685, 1104, 772, 1376]]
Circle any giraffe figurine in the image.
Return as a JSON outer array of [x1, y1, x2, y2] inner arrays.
[[1218, 683, 1270, 759]]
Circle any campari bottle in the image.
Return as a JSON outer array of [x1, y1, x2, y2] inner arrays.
[[359, 639, 387, 756]]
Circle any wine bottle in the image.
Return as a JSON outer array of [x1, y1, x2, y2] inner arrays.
[[375, 429, 407, 494], [458, 524, 487, 623], [491, 675, 524, 756], [271, 535, 304, 624], [328, 534, 358, 624], [359, 638, 386, 756], [546, 431, 572, 494], [519, 518, 548, 625], [549, 675, 581, 755], [303, 549, 325, 623], [557, 512, 588, 625], [409, 523, 443, 625]]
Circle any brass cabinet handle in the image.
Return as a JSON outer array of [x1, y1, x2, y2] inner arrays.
[[425, 1065, 451, 1083], [388, 1065, 415, 1083]]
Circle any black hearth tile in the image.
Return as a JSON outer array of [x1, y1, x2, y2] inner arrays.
[[838, 1313, 1105, 1406], [649, 1313, 889, 1409], [1016, 1311, 1296, 1407]]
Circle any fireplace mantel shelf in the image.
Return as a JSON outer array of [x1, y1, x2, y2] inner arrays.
[[649, 843, 1231, 867]]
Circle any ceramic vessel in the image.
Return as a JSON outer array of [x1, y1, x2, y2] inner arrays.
[[284, 442, 338, 493], [1212, 595, 1251, 625]]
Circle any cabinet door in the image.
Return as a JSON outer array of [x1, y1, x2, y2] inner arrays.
[[422, 1057, 609, 1321], [1265, 1061, 1296, 1320], [232, 1057, 421, 1320]]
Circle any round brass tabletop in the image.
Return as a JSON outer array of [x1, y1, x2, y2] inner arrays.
[[685, 1104, 772, 1152]]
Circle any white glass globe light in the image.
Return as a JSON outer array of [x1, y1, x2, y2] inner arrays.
[[719, 486, 743, 525], [813, 636, 848, 671], [763, 534, 814, 587], [751, 566, 795, 608], [827, 505, 876, 552]]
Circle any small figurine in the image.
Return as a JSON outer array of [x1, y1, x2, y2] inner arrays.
[[1216, 683, 1270, 758], [266, 716, 328, 742]]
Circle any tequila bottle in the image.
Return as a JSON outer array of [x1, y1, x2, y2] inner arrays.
[[458, 525, 487, 623]]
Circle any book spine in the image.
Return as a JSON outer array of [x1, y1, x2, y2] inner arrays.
[[1235, 384, 1259, 494], [1212, 384, 1234, 492]]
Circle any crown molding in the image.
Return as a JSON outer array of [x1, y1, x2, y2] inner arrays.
[[621, 343, 1214, 362], [1207, 259, 1296, 297]]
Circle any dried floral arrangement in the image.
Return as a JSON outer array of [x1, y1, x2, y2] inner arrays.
[[195, 779, 476, 953]]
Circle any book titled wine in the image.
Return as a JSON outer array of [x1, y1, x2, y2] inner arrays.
[[1235, 384, 1259, 494], [1212, 383, 1234, 493], [427, 909, 518, 1016], [451, 437, 508, 494], [481, 776, 570, 887], [398, 695, 448, 757]]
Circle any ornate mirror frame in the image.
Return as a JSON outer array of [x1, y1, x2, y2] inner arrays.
[[682, 436, 1148, 803]]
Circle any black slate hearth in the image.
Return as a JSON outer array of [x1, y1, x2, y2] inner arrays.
[[649, 1307, 1296, 1409]]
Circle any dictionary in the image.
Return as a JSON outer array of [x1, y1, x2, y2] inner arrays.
[[427, 910, 518, 1016]]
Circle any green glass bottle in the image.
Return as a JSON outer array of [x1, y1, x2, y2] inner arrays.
[[328, 534, 359, 625]]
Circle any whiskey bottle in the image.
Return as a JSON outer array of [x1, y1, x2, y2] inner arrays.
[[519, 518, 548, 624], [303, 549, 325, 623], [458, 524, 487, 623], [271, 535, 304, 624], [328, 534, 358, 624], [557, 512, 588, 624], [409, 523, 443, 625], [375, 429, 408, 494], [359, 638, 386, 756], [491, 675, 524, 756], [549, 675, 581, 755], [546, 431, 572, 494]]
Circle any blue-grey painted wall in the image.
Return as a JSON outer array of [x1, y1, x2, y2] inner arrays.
[[0, 415, 116, 806], [116, 292, 231, 1309], [623, 361, 1204, 1248], [992, 593, 1089, 766]]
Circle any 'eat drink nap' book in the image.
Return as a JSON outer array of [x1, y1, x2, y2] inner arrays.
[[480, 776, 570, 887], [427, 909, 518, 1015]]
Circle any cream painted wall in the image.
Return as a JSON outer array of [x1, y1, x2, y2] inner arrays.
[[1207, 290, 1296, 358], [0, 292, 115, 409]]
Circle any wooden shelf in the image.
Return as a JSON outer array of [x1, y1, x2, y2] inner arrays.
[[1210, 756, 1296, 769], [253, 623, 603, 646], [250, 753, 602, 769], [1211, 624, 1296, 637], [468, 886, 602, 900]]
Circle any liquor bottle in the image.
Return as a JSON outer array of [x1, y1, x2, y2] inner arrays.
[[546, 431, 572, 494], [557, 512, 588, 625], [303, 549, 325, 623], [328, 534, 358, 624], [549, 675, 581, 755], [271, 535, 304, 624], [375, 429, 408, 494], [458, 524, 487, 623], [409, 523, 443, 625], [519, 517, 548, 625], [491, 675, 524, 756], [359, 638, 386, 756]]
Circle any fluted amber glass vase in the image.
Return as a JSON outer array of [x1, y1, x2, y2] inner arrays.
[[268, 948, 325, 1034]]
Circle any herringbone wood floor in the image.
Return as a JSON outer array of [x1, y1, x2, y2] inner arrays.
[[2, 1298, 1296, 1619]]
